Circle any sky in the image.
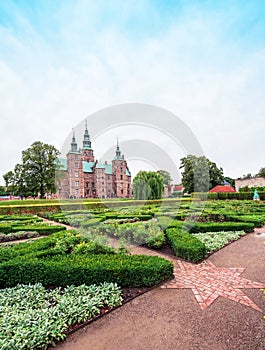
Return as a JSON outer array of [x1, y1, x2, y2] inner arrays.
[[0, 0, 265, 185]]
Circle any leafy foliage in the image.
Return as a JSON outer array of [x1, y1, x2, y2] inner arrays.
[[165, 228, 207, 262], [0, 282, 122, 349], [133, 171, 164, 200], [157, 170, 172, 186], [193, 230, 246, 253], [180, 155, 224, 193], [3, 141, 60, 198]]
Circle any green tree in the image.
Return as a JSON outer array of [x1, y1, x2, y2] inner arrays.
[[157, 170, 172, 186], [257, 167, 265, 178], [180, 155, 224, 193], [3, 142, 60, 198], [133, 171, 164, 200], [0, 186, 7, 196], [224, 176, 235, 188]]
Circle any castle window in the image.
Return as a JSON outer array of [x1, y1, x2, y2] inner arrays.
[[120, 167, 123, 172], [75, 172, 78, 178], [75, 189, 79, 196], [75, 155, 78, 160], [75, 181, 79, 187], [120, 175, 123, 180], [121, 189, 123, 194], [102, 182, 104, 185], [75, 162, 78, 168]]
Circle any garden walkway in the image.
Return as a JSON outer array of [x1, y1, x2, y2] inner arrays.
[[55, 228, 265, 350]]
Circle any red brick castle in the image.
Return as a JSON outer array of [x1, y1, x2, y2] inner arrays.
[[58, 122, 132, 198]]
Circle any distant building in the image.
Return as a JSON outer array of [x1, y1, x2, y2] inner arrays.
[[58, 122, 132, 199], [235, 177, 265, 192], [208, 185, 236, 193]]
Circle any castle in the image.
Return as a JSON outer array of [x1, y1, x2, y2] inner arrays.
[[58, 122, 132, 199]]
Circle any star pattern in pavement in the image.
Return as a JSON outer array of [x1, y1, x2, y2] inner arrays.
[[161, 260, 265, 311]]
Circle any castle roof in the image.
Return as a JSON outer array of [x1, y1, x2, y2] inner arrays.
[[96, 163, 113, 175], [82, 161, 95, 173]]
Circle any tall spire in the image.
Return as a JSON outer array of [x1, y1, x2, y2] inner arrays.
[[71, 129, 78, 152], [83, 120, 92, 149], [113, 138, 122, 160]]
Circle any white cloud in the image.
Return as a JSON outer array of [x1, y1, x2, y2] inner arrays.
[[0, 1, 264, 184]]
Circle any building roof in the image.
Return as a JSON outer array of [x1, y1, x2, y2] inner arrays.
[[209, 185, 236, 193], [126, 168, 131, 176], [82, 161, 95, 173], [96, 163, 113, 175]]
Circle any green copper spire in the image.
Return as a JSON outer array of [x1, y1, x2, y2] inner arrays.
[[113, 138, 123, 160], [83, 120, 92, 149], [71, 129, 78, 152]]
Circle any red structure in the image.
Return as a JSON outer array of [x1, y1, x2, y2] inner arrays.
[[58, 122, 132, 199], [208, 185, 236, 193]]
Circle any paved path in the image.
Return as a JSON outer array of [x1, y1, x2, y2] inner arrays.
[[55, 230, 265, 350]]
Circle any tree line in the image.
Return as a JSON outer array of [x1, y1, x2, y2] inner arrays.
[[2, 140, 264, 199]]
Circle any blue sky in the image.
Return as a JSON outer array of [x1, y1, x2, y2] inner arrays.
[[0, 0, 265, 184]]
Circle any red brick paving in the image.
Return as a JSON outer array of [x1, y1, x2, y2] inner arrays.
[[161, 259, 265, 311]]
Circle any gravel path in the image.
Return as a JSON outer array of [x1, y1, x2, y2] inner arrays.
[[55, 230, 265, 350]]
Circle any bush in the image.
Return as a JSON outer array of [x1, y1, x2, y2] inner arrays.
[[185, 222, 255, 233], [0, 231, 40, 243], [165, 228, 207, 262], [225, 215, 265, 228], [0, 254, 173, 288], [0, 223, 66, 235]]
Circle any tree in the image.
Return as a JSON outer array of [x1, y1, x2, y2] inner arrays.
[[257, 167, 265, 178], [180, 155, 224, 193], [157, 170, 172, 186], [133, 171, 164, 200], [224, 176, 235, 188], [3, 142, 60, 198], [0, 186, 7, 196], [242, 173, 252, 179]]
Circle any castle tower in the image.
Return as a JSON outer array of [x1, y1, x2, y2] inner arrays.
[[67, 130, 82, 198], [82, 120, 94, 162], [112, 139, 132, 198]]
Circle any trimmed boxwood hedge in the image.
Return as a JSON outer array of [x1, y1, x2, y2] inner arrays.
[[0, 254, 173, 288], [165, 228, 207, 262], [0, 224, 66, 235], [225, 215, 265, 228], [185, 221, 255, 233]]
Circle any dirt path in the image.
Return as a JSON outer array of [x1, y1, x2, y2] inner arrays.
[[55, 230, 265, 350]]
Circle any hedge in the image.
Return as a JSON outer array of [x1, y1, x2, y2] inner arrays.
[[205, 192, 265, 200], [225, 215, 265, 228], [0, 198, 189, 215], [0, 224, 66, 235], [185, 222, 255, 233], [0, 254, 173, 288], [165, 228, 207, 262], [0, 215, 42, 222]]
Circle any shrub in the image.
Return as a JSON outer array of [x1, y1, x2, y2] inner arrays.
[[184, 222, 254, 233], [0, 223, 66, 235], [225, 215, 265, 228], [165, 228, 207, 262], [0, 254, 173, 288]]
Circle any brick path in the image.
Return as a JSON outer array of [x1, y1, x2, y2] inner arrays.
[[161, 259, 265, 311]]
